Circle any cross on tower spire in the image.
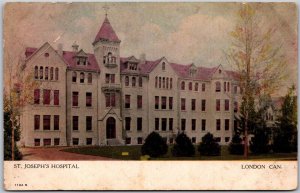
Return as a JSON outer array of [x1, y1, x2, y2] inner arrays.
[[103, 5, 110, 17]]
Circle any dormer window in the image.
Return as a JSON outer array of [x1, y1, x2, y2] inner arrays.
[[189, 68, 197, 77], [77, 57, 87, 65], [162, 62, 165, 71], [129, 63, 138, 70]]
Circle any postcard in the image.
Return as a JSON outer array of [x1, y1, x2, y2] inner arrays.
[[3, 2, 298, 190]]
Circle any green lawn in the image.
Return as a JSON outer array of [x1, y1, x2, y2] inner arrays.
[[62, 145, 297, 161]]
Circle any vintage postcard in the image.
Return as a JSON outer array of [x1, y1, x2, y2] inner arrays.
[[3, 2, 298, 190]]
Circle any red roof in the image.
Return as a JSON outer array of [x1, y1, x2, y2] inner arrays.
[[170, 63, 218, 80], [93, 17, 120, 44]]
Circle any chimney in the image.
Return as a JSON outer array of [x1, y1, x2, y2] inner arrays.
[[57, 43, 63, 56], [72, 42, 79, 52], [139, 53, 146, 64]]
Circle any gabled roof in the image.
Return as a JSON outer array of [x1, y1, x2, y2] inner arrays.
[[93, 16, 120, 44], [120, 57, 164, 75], [75, 49, 88, 57]]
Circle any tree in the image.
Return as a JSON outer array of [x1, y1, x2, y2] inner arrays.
[[226, 4, 287, 158], [228, 133, 244, 155], [141, 132, 168, 158], [172, 132, 195, 157], [198, 132, 221, 156], [273, 86, 297, 153]]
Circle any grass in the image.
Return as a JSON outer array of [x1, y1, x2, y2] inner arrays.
[[62, 145, 297, 161]]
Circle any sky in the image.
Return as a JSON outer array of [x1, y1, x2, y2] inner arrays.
[[4, 2, 298, 95]]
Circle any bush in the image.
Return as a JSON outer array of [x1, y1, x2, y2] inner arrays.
[[198, 132, 221, 156], [228, 134, 244, 155], [250, 129, 270, 154], [141, 132, 168, 158], [172, 133, 195, 157]]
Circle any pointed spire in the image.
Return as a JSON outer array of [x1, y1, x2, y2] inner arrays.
[[93, 15, 120, 45]]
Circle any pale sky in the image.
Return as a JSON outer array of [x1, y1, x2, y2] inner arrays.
[[4, 2, 297, 95]]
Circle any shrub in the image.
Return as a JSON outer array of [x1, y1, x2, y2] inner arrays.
[[172, 133, 195, 157], [141, 132, 168, 158], [250, 129, 270, 154], [198, 132, 221, 156], [228, 134, 244, 155]]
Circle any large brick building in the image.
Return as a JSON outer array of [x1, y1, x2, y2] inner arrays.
[[20, 15, 243, 147]]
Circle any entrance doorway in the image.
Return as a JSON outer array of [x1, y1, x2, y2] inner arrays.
[[106, 117, 116, 139]]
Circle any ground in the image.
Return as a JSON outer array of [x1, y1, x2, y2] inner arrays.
[[20, 146, 297, 161]]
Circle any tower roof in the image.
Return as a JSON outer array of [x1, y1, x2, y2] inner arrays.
[[93, 16, 120, 44]]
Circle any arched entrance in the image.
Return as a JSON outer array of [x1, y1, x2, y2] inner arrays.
[[106, 117, 116, 139]]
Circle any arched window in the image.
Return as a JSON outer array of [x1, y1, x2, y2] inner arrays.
[[166, 78, 169, 89], [215, 81, 221, 92], [159, 77, 161, 88], [34, 66, 38, 79], [202, 83, 205, 91], [125, 76, 129, 86], [88, 73, 92, 84], [72, 71, 77, 82], [224, 82, 227, 92], [50, 67, 53, 80], [170, 78, 173, 89], [155, 77, 158, 88], [189, 82, 192, 90], [108, 52, 112, 64], [45, 67, 48, 80], [195, 83, 198, 91], [162, 62, 165, 71], [55, 68, 59, 80], [139, 77, 142, 87], [132, 77, 136, 87], [163, 77, 165, 88], [40, 66, 43, 79], [181, 81, 185, 90], [80, 72, 84, 83]]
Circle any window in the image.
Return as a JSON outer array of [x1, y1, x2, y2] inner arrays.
[[201, 100, 206, 111], [34, 89, 40, 104], [162, 62, 165, 70], [161, 97, 167, 109], [181, 119, 186, 131], [54, 115, 59, 130], [80, 72, 84, 83], [215, 81, 221, 92], [43, 138, 51, 146], [105, 93, 116, 107], [86, 116, 92, 131], [189, 82, 192, 90], [225, 137, 230, 143], [125, 117, 131, 131], [125, 76, 129, 86], [155, 118, 159, 130], [132, 77, 136, 87], [139, 77, 143, 87], [54, 90, 59, 105], [40, 66, 43, 79], [88, 73, 92, 83], [234, 86, 238, 94], [181, 81, 185, 90], [170, 78, 173, 89], [125, 137, 131, 145], [50, 67, 53, 80], [169, 97, 173, 110], [43, 89, 50, 105], [55, 67, 59, 80], [34, 66, 38, 79], [155, 96, 159, 109], [234, 101, 238, 112], [34, 139, 40, 146], [192, 137, 196, 144], [125, 95, 130, 108], [161, 118, 167, 131], [73, 116, 78, 131], [86, 92, 92, 107], [72, 138, 79, 145], [224, 82, 227, 92], [86, 138, 92, 145], [34, 115, 40, 130], [195, 83, 198, 91], [137, 117, 142, 131], [215, 137, 221, 143], [169, 118, 173, 131], [137, 137, 143, 144], [225, 119, 230, 130], [155, 77, 158, 88], [227, 82, 230, 92], [54, 138, 60, 146], [137, 95, 142, 109], [72, 92, 78, 106], [192, 119, 196, 131], [181, 98, 186, 111], [166, 78, 169, 89], [216, 119, 221, 130], [159, 77, 161, 88], [43, 115, 50, 130], [201, 119, 206, 131], [45, 67, 49, 80], [72, 72, 77, 82], [191, 99, 196, 111], [202, 83, 205, 91], [225, 99, 229, 111], [216, 99, 220, 111]]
